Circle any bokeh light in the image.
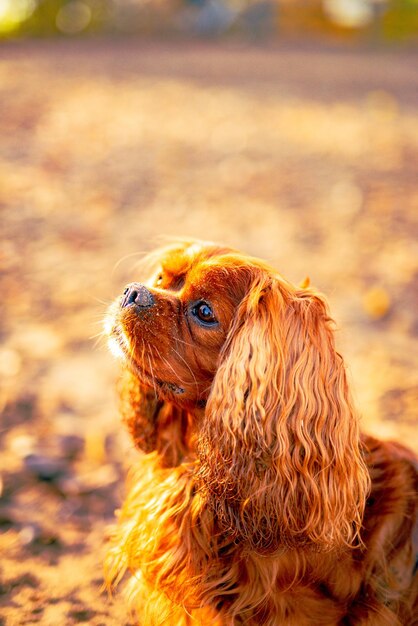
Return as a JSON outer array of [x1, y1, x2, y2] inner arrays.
[[56, 1, 92, 34], [0, 0, 417, 40], [323, 0, 374, 27], [0, 0, 35, 33]]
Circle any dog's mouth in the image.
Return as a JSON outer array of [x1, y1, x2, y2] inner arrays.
[[105, 318, 185, 396]]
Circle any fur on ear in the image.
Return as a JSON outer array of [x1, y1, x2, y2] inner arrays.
[[198, 275, 371, 552], [119, 369, 191, 467]]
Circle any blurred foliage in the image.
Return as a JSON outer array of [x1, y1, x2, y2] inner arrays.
[[0, 0, 417, 41], [382, 0, 418, 39]]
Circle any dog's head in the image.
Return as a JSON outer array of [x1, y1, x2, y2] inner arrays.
[[105, 240, 257, 408], [105, 240, 370, 551]]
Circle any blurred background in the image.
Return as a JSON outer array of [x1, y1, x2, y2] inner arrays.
[[0, 0, 417, 40], [0, 2, 417, 624]]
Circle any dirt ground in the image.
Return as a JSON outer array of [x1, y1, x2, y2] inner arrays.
[[0, 38, 417, 626]]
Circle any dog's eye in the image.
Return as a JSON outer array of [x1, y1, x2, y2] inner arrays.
[[155, 274, 163, 286], [192, 302, 218, 326]]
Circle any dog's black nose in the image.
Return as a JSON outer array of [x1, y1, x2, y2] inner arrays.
[[121, 283, 154, 309]]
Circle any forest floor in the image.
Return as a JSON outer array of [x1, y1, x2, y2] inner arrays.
[[0, 38, 417, 625]]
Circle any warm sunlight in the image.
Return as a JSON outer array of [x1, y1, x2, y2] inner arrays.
[[1, 9, 417, 624], [0, 0, 34, 33]]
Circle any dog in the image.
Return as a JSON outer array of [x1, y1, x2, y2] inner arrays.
[[104, 240, 417, 625]]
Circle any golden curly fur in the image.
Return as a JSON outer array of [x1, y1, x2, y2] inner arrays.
[[104, 240, 417, 625]]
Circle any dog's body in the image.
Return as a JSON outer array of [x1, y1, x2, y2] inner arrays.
[[105, 241, 417, 625]]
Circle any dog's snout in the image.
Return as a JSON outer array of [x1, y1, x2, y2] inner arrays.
[[121, 283, 154, 309]]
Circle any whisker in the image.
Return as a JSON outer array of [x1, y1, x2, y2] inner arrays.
[[90, 296, 113, 307], [158, 351, 189, 388], [146, 344, 159, 400], [174, 336, 198, 350], [171, 346, 199, 389], [92, 333, 107, 350], [147, 353, 157, 394], [111, 251, 148, 278], [202, 382, 214, 395], [124, 322, 138, 364], [90, 316, 111, 325]]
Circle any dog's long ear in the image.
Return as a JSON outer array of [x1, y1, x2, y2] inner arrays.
[[119, 369, 190, 467], [198, 276, 370, 551]]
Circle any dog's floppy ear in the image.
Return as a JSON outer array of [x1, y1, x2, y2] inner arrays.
[[119, 369, 190, 467], [198, 275, 370, 551]]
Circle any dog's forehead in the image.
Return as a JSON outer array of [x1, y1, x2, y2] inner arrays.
[[188, 263, 224, 288], [159, 245, 260, 302], [161, 251, 190, 275], [186, 258, 254, 300], [160, 243, 211, 274]]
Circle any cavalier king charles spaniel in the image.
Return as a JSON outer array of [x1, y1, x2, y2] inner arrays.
[[104, 240, 417, 626]]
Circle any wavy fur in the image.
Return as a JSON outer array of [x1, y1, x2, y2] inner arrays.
[[104, 240, 417, 625], [198, 276, 369, 551]]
